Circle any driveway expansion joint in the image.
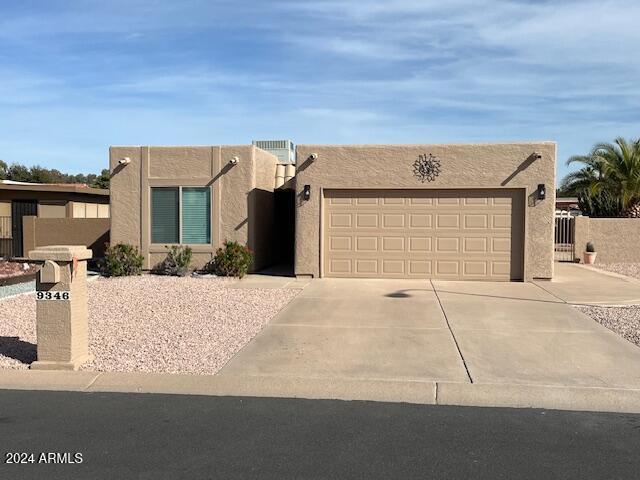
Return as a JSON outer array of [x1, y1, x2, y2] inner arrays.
[[531, 281, 568, 304], [431, 279, 473, 384]]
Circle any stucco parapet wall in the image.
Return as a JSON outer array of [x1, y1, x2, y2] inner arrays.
[[29, 245, 93, 262]]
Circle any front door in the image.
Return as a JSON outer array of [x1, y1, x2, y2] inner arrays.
[[11, 200, 38, 257]]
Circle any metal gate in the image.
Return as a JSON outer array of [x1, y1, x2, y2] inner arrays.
[[554, 209, 578, 262], [0, 216, 12, 258], [11, 200, 38, 258]]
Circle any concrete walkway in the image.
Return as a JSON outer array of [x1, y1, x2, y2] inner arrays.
[[534, 262, 640, 305]]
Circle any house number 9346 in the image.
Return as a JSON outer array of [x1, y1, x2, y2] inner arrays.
[[36, 291, 70, 301]]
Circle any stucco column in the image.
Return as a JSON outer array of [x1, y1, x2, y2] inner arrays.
[[28, 245, 93, 370]]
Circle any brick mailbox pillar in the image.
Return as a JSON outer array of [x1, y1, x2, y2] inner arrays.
[[28, 245, 94, 370]]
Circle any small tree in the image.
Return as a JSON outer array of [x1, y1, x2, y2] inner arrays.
[[91, 169, 110, 189], [7, 164, 31, 182], [561, 137, 640, 217]]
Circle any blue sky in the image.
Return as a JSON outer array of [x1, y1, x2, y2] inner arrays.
[[1, 0, 639, 183]]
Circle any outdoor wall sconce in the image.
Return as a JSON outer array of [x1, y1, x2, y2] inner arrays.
[[118, 157, 131, 166], [537, 183, 546, 200], [533, 152, 542, 160], [229, 156, 239, 166], [308, 153, 318, 162], [303, 184, 311, 201]]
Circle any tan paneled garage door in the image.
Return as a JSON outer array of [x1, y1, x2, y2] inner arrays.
[[323, 189, 524, 281]]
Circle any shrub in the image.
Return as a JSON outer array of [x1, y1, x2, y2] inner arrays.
[[100, 243, 144, 277], [153, 245, 193, 277], [206, 241, 253, 278], [586, 242, 596, 253]]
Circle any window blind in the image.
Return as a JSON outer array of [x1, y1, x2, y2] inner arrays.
[[181, 187, 210, 244], [151, 188, 179, 243]]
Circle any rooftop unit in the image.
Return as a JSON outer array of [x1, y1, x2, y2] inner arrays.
[[252, 139, 295, 164]]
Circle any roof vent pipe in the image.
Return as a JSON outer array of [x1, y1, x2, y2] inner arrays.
[[284, 164, 295, 182], [275, 164, 285, 189]]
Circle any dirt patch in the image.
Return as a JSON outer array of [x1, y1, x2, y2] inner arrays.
[[0, 261, 39, 279]]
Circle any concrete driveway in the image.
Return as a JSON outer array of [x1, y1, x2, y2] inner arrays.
[[220, 267, 640, 390]]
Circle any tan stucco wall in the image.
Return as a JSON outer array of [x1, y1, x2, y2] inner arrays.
[[294, 143, 556, 280], [39, 202, 67, 218], [574, 216, 640, 263], [22, 216, 110, 258], [109, 145, 278, 270]]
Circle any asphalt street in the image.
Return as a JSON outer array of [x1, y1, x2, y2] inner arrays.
[[0, 390, 638, 479]]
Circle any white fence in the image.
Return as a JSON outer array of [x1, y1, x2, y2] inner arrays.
[[554, 209, 580, 262]]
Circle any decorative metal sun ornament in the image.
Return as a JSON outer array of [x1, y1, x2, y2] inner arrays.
[[412, 153, 441, 183]]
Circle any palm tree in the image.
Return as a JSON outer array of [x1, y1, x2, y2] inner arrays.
[[561, 137, 640, 217]]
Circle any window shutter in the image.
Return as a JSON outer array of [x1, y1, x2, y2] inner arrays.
[[151, 188, 179, 243], [182, 187, 211, 244]]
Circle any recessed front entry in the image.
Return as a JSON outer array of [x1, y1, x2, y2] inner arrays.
[[323, 189, 524, 281]]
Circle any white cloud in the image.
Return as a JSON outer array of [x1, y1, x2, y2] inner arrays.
[[0, 0, 638, 182]]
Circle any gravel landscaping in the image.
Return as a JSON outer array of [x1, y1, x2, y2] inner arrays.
[[0, 275, 300, 374], [576, 305, 640, 348], [595, 263, 640, 281], [575, 263, 640, 349]]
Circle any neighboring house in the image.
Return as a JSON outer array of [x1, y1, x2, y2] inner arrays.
[[109, 142, 556, 281], [0, 180, 110, 258], [555, 196, 580, 212]]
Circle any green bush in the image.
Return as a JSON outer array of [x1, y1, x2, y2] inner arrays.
[[206, 241, 253, 278], [100, 243, 144, 277], [153, 245, 193, 277]]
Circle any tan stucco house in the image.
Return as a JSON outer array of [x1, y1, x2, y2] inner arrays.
[[109, 142, 556, 281]]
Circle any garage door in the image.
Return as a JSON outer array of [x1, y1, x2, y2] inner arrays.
[[323, 189, 524, 281]]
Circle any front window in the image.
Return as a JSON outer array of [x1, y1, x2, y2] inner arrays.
[[151, 187, 210, 244]]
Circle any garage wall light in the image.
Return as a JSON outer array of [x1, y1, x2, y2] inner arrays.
[[303, 184, 311, 201], [537, 183, 546, 200]]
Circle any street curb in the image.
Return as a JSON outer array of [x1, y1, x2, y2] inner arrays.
[[0, 370, 639, 414], [88, 372, 438, 405], [436, 382, 640, 414], [0, 370, 99, 391]]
